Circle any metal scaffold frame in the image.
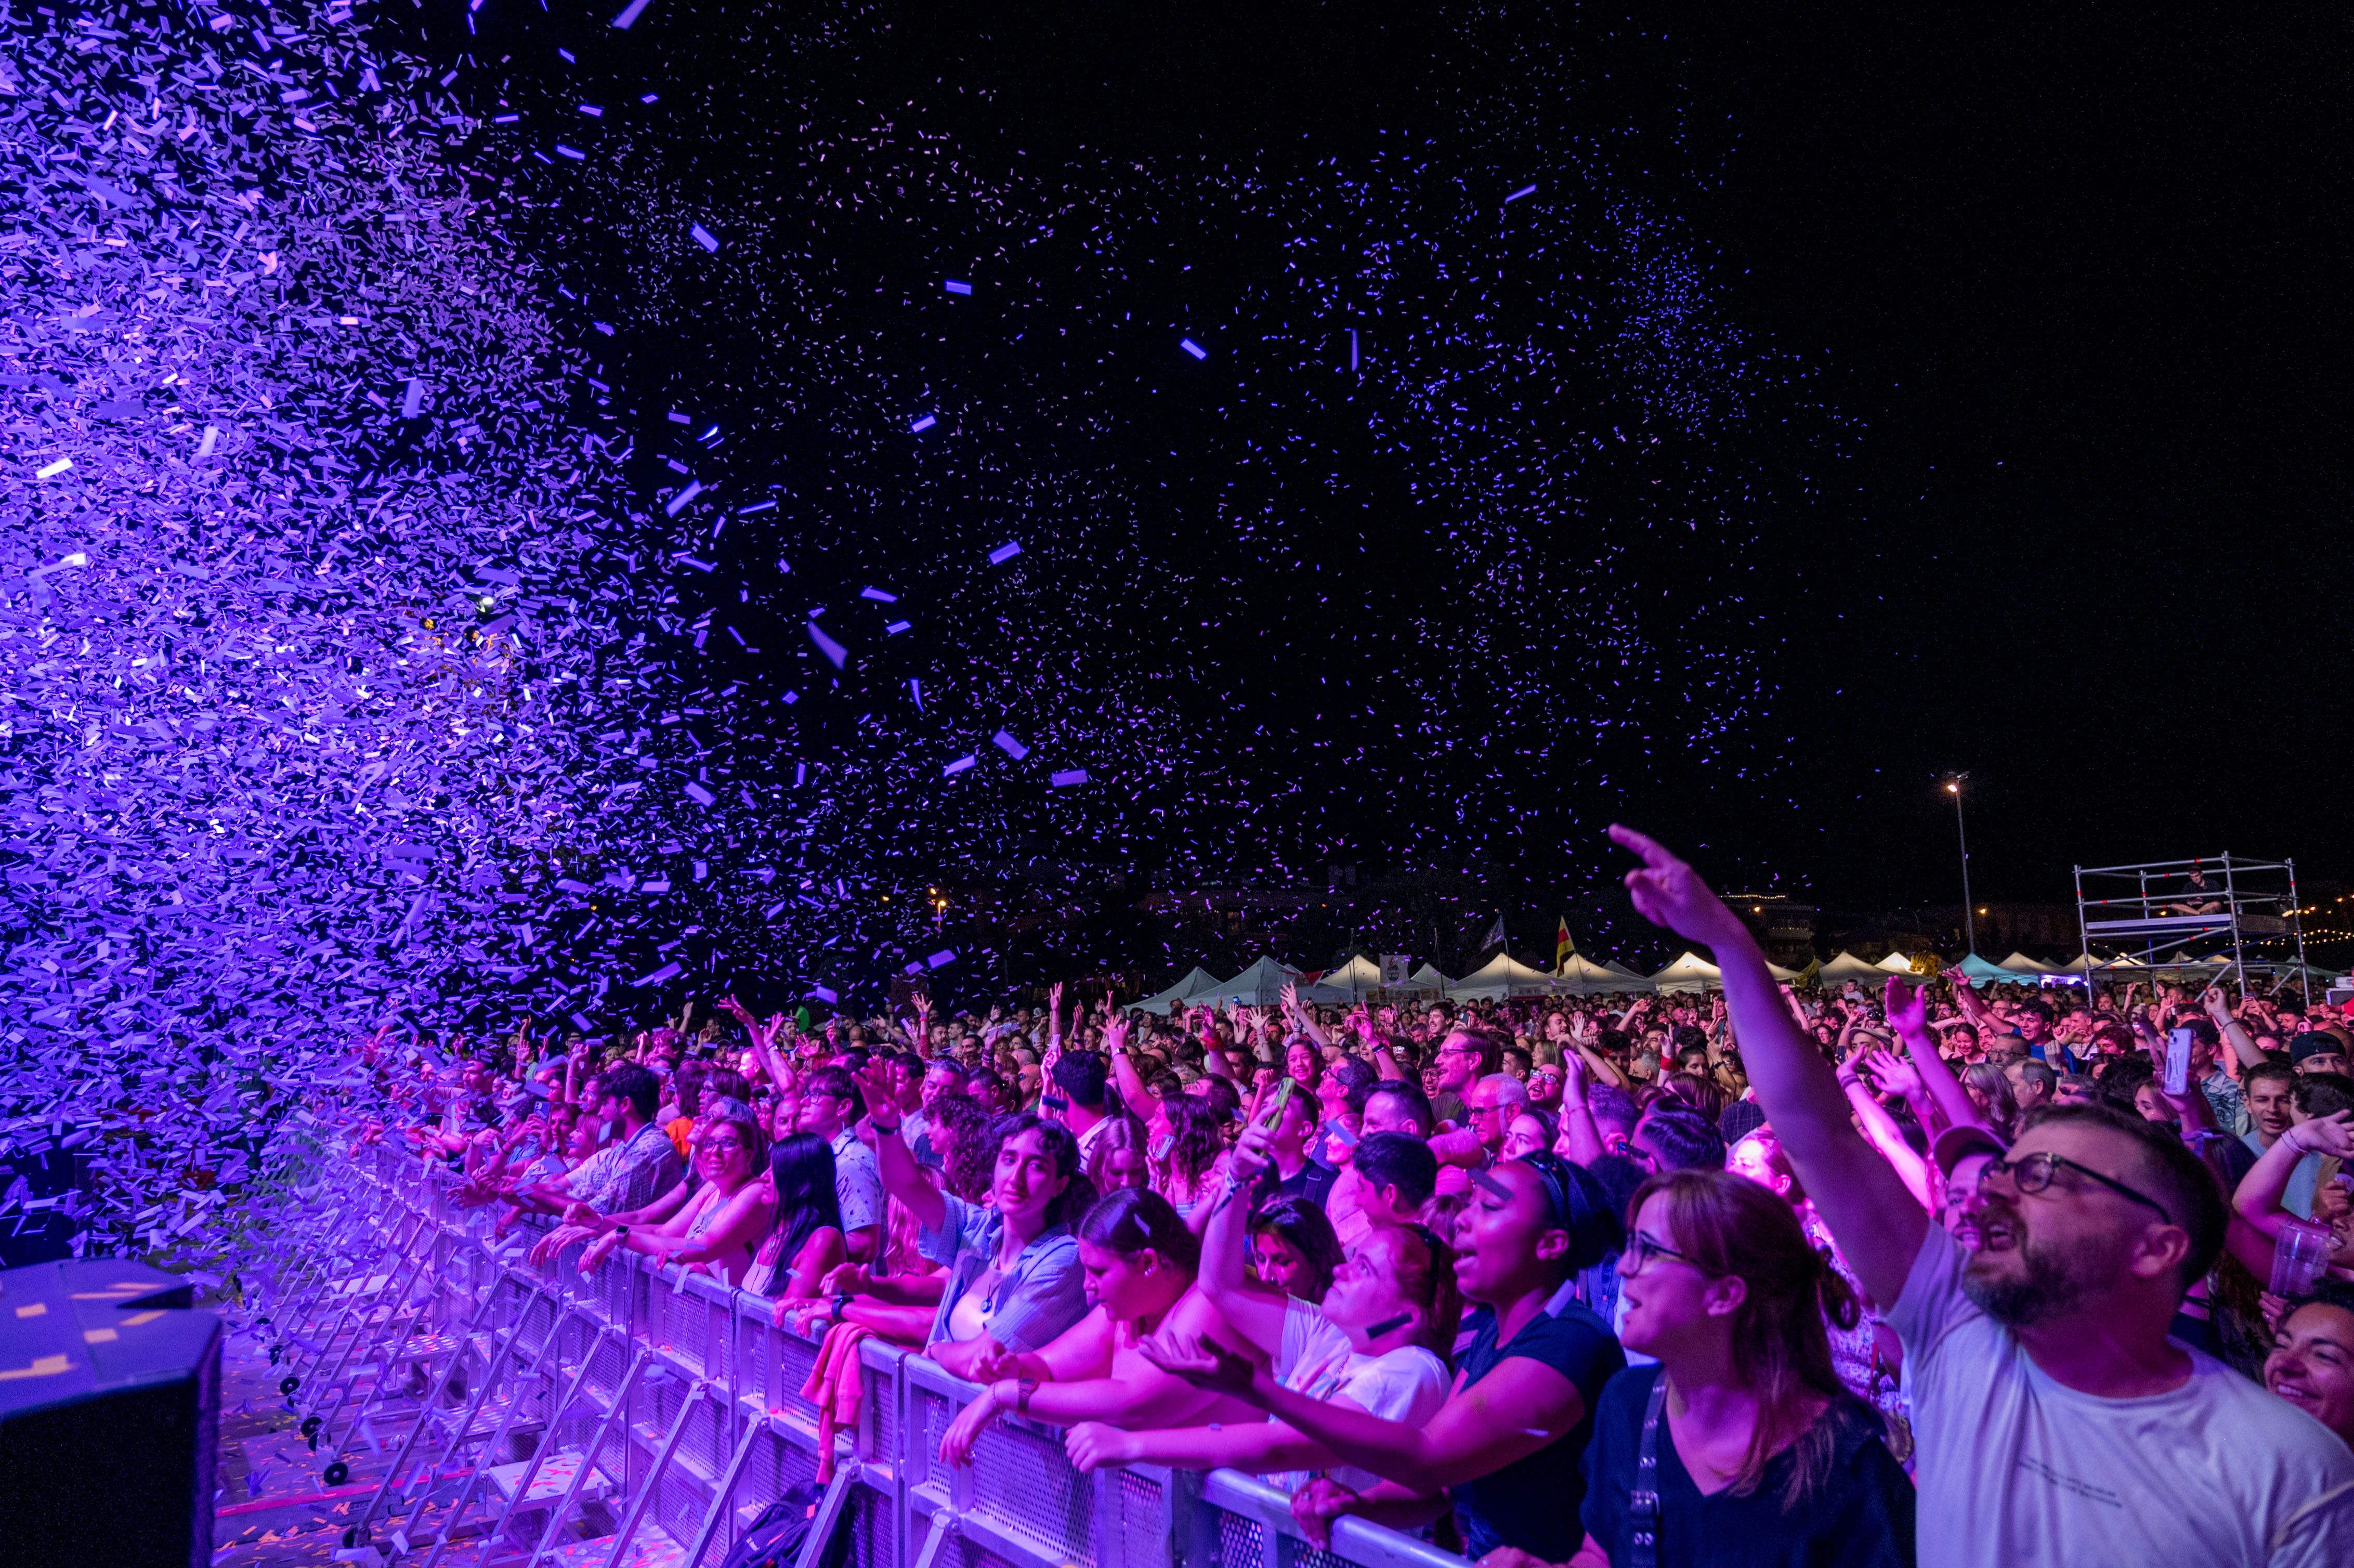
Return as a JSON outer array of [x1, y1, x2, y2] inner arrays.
[[2072, 852, 2310, 986]]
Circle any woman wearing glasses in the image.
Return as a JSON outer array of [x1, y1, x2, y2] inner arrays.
[[1555, 1168, 1912, 1567], [1149, 1148, 1627, 1563], [576, 1097, 776, 1288], [1066, 1125, 1456, 1489]]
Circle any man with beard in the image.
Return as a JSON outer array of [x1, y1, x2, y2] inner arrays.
[[1608, 824, 2354, 1568]]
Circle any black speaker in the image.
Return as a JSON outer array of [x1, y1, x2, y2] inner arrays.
[[0, 1258, 223, 1568]]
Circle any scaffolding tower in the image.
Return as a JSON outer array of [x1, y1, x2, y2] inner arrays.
[[2073, 853, 2309, 987]]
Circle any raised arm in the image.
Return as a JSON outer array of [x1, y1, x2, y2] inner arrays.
[[1553, 1050, 1607, 1166], [1196, 1128, 1296, 1355], [2232, 1112, 2353, 1240], [1889, 978, 1980, 1140], [2203, 986, 2267, 1075], [855, 1059, 946, 1232], [1611, 825, 1928, 1310]]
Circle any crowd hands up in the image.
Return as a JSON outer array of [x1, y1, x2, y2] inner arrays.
[[326, 827, 2354, 1567]]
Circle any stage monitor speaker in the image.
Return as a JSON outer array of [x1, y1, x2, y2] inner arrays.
[[0, 1258, 222, 1568]]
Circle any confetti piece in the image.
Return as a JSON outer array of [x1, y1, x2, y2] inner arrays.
[[1504, 182, 1538, 203], [860, 586, 898, 603], [944, 280, 972, 295], [943, 754, 977, 776], [35, 458, 73, 479], [683, 781, 716, 806], [991, 731, 1029, 760], [1179, 337, 1208, 360], [664, 480, 703, 516], [909, 413, 937, 433], [988, 541, 1022, 565], [807, 622, 851, 668], [633, 961, 684, 987], [690, 223, 720, 253], [612, 0, 655, 28], [1050, 769, 1090, 787]]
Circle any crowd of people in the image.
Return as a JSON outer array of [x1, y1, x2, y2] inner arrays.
[[347, 826, 2354, 1566]]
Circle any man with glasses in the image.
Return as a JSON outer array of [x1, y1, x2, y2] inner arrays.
[[1429, 1025, 1500, 1130], [1611, 824, 2354, 1568]]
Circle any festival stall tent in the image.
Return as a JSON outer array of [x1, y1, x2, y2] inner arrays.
[[1764, 958, 1808, 984], [1603, 960, 1652, 981], [1298, 954, 1384, 1004], [1136, 966, 1224, 1015], [1999, 952, 2059, 976], [1557, 953, 1658, 995], [1449, 952, 1564, 1001], [1395, 962, 1456, 996], [1818, 951, 1890, 987], [1877, 951, 1922, 974], [1953, 953, 2021, 988], [1650, 952, 1725, 994], [1202, 956, 1303, 1007]]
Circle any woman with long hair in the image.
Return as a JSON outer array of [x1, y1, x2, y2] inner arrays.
[[1527, 1168, 1912, 1567], [1959, 1062, 2020, 1142], [1156, 1093, 1231, 1224], [850, 1058, 1097, 1380], [1071, 1125, 1455, 1496], [1151, 1148, 1628, 1561], [575, 1098, 775, 1287], [747, 1132, 845, 1301], [935, 1185, 1265, 1464], [1086, 1109, 1152, 1193]]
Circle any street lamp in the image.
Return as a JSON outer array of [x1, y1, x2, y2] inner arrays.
[[1945, 775, 1974, 955]]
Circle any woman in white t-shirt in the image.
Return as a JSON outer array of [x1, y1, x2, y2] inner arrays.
[[1065, 1129, 1454, 1496]]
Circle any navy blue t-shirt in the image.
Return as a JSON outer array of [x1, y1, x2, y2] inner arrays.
[[1450, 1301, 1626, 1560], [1579, 1365, 1913, 1567]]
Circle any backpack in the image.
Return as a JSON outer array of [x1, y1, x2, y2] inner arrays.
[[716, 1482, 855, 1568]]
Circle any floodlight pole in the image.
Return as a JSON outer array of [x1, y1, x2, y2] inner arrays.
[[1947, 776, 1976, 955]]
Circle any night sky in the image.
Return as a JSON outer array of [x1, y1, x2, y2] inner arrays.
[[424, 1, 2349, 917]]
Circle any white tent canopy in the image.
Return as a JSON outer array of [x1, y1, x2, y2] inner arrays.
[[1298, 955, 1383, 1004], [1199, 956, 1301, 1007], [1135, 966, 1223, 1015], [1393, 962, 1454, 996], [1876, 951, 1919, 974], [1817, 951, 1888, 987], [1558, 954, 1658, 995], [1651, 952, 1724, 994], [1998, 951, 2058, 976], [1448, 952, 1563, 1002]]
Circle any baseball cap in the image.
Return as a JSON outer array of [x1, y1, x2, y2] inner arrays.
[[1932, 1122, 2008, 1174], [2291, 1033, 2346, 1065]]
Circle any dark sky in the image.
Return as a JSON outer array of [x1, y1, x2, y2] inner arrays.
[[1668, 6, 2353, 906], [438, 1, 2352, 944]]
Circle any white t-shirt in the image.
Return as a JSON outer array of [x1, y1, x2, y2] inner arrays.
[[1268, 1298, 1449, 1495], [1890, 1222, 2354, 1567]]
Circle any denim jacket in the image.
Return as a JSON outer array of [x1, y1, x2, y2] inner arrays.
[[917, 1191, 1087, 1353]]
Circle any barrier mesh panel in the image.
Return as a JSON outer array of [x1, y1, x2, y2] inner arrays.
[[970, 1420, 1092, 1563], [1220, 1510, 1267, 1568]]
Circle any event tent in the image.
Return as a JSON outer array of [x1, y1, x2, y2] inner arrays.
[[1449, 952, 1564, 1001], [1199, 956, 1300, 1007], [1999, 951, 2058, 976], [1298, 955, 1385, 1003], [1650, 952, 1724, 994], [1558, 954, 1657, 995], [1817, 951, 1889, 987], [1136, 966, 1224, 1015], [1764, 958, 1809, 984], [1876, 951, 1925, 975], [1394, 962, 1455, 996], [1603, 960, 1651, 981]]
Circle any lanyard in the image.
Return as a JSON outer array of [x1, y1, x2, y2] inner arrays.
[[1627, 1374, 1670, 1568]]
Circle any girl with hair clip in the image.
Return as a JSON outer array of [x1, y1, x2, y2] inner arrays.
[[1513, 1168, 1912, 1568], [1149, 1147, 1628, 1563], [1068, 1122, 1455, 1501], [1250, 1197, 1345, 1303], [935, 1186, 1266, 1465]]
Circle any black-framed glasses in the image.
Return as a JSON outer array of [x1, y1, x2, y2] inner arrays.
[[1982, 1151, 2172, 1226], [1619, 1230, 1702, 1277]]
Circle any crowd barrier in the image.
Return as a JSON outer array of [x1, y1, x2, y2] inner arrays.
[[253, 1142, 1471, 1568]]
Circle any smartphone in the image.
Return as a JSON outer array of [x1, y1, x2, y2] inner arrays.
[[1323, 1118, 1359, 1149], [2163, 1027, 2193, 1097], [1149, 1134, 1175, 1162], [1041, 1093, 1069, 1113]]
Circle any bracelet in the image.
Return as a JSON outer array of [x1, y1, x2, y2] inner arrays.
[[1017, 1377, 1038, 1418], [870, 1117, 901, 1135]]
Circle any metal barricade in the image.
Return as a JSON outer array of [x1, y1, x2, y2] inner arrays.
[[301, 1145, 1469, 1568]]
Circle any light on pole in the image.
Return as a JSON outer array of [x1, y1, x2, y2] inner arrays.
[[1946, 776, 1974, 955]]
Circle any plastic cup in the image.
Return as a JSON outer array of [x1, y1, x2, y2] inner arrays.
[[2270, 1218, 2333, 1298]]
